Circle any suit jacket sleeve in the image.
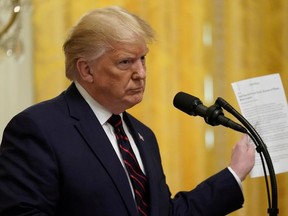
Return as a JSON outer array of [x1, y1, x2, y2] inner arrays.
[[0, 111, 58, 216], [169, 168, 244, 215]]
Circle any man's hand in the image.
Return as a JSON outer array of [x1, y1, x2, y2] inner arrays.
[[229, 134, 255, 181]]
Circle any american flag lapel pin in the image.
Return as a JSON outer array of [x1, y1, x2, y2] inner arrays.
[[138, 132, 144, 141]]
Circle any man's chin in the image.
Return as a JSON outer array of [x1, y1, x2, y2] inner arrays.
[[127, 95, 143, 108]]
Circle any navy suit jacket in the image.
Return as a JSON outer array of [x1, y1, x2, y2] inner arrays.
[[0, 83, 244, 216]]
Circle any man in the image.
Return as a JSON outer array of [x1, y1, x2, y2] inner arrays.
[[0, 6, 255, 216]]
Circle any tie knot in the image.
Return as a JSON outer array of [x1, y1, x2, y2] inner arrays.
[[108, 114, 122, 128]]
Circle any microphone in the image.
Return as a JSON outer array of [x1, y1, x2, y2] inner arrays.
[[173, 92, 247, 133]]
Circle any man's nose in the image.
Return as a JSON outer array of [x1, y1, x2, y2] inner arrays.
[[132, 59, 146, 79]]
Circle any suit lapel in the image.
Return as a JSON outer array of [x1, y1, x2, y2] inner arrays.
[[64, 84, 138, 216]]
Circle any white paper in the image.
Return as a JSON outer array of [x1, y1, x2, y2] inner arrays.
[[231, 73, 288, 178]]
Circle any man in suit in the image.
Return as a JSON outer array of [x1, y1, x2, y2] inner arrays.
[[0, 6, 255, 216]]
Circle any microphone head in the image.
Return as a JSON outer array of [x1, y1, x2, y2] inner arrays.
[[173, 92, 203, 116]]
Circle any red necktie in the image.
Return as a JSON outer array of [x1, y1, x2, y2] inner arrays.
[[108, 114, 150, 216]]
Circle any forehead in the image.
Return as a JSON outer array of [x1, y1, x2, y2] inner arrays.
[[108, 41, 149, 58]]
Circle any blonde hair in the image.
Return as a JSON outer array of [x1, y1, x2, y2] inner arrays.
[[63, 6, 155, 80]]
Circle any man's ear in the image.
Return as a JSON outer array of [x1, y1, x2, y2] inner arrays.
[[76, 58, 94, 83]]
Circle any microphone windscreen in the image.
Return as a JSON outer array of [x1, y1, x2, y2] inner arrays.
[[173, 92, 200, 115]]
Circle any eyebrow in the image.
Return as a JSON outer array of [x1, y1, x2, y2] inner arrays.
[[112, 46, 149, 59]]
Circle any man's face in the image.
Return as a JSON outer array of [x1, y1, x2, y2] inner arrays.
[[88, 41, 149, 114]]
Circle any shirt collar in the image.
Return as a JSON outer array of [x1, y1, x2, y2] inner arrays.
[[74, 81, 120, 125]]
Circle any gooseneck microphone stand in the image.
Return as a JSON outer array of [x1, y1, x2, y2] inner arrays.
[[213, 97, 279, 216]]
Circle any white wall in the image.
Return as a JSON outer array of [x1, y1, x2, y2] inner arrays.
[[0, 8, 33, 139]]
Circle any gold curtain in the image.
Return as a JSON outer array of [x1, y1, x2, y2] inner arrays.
[[32, 0, 288, 215]]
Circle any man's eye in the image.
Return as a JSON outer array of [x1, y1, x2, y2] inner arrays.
[[120, 59, 131, 65], [118, 59, 133, 70]]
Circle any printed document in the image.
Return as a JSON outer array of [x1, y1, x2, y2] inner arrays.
[[231, 73, 288, 178]]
